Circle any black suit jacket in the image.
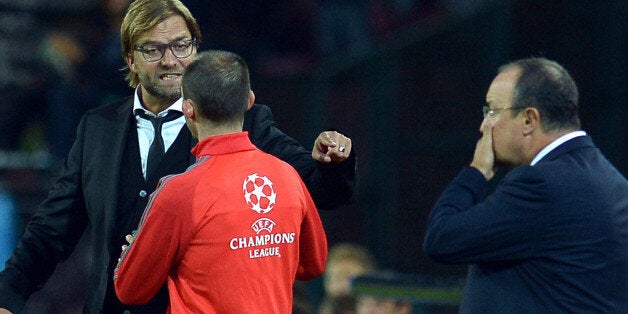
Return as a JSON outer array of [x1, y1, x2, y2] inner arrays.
[[0, 96, 356, 313]]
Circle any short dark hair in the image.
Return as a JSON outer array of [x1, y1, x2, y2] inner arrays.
[[182, 50, 250, 124], [499, 57, 580, 132]]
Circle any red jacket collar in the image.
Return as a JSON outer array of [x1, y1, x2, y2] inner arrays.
[[191, 131, 257, 157]]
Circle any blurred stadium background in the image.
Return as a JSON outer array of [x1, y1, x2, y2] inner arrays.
[[0, 0, 625, 312]]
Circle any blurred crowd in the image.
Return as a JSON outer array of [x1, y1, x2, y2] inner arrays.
[[0, 0, 128, 158], [0, 0, 486, 160]]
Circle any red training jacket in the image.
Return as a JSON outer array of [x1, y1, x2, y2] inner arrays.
[[114, 131, 327, 313]]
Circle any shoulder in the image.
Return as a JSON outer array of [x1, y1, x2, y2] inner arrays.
[[243, 103, 273, 128], [151, 172, 199, 209], [88, 96, 132, 115], [499, 165, 548, 199], [248, 150, 304, 183], [245, 103, 272, 116], [80, 96, 133, 123], [504, 165, 544, 180]]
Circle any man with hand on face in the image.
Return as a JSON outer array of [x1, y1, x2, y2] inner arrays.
[[0, 0, 356, 313], [423, 57, 627, 313]]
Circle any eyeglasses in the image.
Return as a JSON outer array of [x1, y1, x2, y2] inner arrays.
[[482, 106, 517, 118], [134, 39, 197, 62]]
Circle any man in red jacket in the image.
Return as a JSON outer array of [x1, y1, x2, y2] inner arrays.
[[114, 50, 328, 313]]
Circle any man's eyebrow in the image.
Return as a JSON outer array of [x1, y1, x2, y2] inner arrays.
[[136, 40, 162, 46], [138, 36, 191, 46]]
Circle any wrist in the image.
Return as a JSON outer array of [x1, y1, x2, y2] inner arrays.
[[470, 163, 493, 180]]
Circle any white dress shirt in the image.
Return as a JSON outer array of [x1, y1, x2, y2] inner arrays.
[[132, 87, 186, 178]]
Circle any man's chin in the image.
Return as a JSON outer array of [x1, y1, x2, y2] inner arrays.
[[151, 86, 181, 100]]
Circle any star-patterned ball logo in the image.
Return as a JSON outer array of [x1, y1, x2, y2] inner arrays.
[[242, 174, 277, 214]]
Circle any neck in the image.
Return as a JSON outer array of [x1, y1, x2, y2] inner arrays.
[[139, 87, 179, 115], [525, 128, 575, 164], [197, 123, 243, 141]]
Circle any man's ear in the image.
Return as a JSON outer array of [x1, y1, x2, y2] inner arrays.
[[247, 90, 255, 110], [522, 107, 541, 135], [183, 99, 195, 119], [126, 54, 136, 72]]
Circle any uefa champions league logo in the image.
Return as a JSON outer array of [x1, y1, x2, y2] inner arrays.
[[236, 173, 292, 258], [242, 173, 277, 214]]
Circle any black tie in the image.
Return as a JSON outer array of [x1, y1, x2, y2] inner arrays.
[[135, 109, 183, 178]]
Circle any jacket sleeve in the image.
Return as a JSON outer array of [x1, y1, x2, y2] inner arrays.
[[114, 183, 186, 305], [423, 166, 547, 264], [0, 115, 89, 313], [243, 104, 357, 211], [295, 180, 328, 281]]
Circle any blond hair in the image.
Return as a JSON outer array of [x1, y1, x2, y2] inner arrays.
[[120, 0, 201, 88]]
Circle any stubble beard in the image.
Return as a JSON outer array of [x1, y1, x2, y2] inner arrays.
[[139, 70, 182, 102]]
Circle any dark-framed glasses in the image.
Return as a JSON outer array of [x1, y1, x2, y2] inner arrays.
[[134, 39, 197, 62], [482, 106, 516, 118]]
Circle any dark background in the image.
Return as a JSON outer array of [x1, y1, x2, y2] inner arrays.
[[0, 0, 625, 312]]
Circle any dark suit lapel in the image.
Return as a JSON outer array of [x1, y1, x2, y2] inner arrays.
[[98, 99, 135, 230]]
